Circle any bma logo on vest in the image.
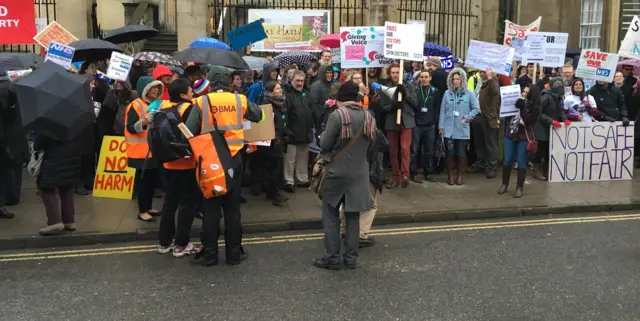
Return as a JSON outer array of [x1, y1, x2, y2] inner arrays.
[[210, 105, 237, 113]]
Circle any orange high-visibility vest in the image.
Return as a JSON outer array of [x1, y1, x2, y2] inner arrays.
[[124, 98, 151, 159], [161, 102, 197, 170], [194, 92, 248, 157]]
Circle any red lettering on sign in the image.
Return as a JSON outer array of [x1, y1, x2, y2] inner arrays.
[[387, 25, 397, 31], [108, 139, 127, 153], [94, 174, 134, 192], [586, 60, 602, 68], [104, 156, 128, 171], [583, 50, 608, 61]]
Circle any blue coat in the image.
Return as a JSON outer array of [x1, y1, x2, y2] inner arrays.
[[438, 87, 480, 140]]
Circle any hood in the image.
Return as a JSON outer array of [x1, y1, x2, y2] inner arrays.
[[262, 62, 279, 84], [152, 64, 172, 80], [136, 76, 164, 102], [207, 65, 230, 91], [317, 64, 333, 84], [446, 67, 468, 92]]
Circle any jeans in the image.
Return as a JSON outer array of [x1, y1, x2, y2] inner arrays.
[[410, 125, 436, 176], [503, 138, 528, 169], [388, 126, 412, 178], [471, 119, 498, 170], [40, 186, 75, 225], [444, 138, 468, 157], [158, 169, 199, 247], [135, 168, 158, 213]]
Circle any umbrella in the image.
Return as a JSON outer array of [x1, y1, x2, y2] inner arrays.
[[242, 56, 270, 71], [104, 24, 159, 44], [189, 37, 231, 51], [617, 59, 640, 76], [274, 51, 317, 67], [319, 34, 340, 48], [133, 51, 182, 66], [69, 39, 123, 62], [14, 62, 95, 142], [0, 53, 44, 73], [423, 42, 453, 57], [173, 47, 249, 70]]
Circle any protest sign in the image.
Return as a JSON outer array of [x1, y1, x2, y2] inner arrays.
[[575, 49, 619, 82], [510, 37, 525, 61], [248, 9, 330, 52], [440, 57, 454, 70], [339, 26, 393, 68], [499, 85, 521, 118], [503, 17, 541, 46], [465, 40, 515, 76], [93, 136, 136, 200], [523, 32, 568, 67], [106, 52, 134, 82], [226, 19, 268, 50], [0, 1, 37, 44], [406, 19, 426, 41], [35, 18, 48, 34], [619, 15, 640, 59], [33, 21, 78, 48], [330, 47, 340, 64], [44, 41, 75, 69], [549, 122, 635, 182], [384, 22, 424, 61]]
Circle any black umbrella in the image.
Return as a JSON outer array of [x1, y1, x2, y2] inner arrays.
[[14, 62, 95, 142], [173, 47, 249, 70], [104, 24, 159, 44], [0, 53, 44, 73], [69, 39, 123, 62]]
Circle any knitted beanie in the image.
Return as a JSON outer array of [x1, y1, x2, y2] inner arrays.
[[192, 79, 210, 97]]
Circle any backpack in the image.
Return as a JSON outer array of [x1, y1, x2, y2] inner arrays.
[[146, 106, 192, 164]]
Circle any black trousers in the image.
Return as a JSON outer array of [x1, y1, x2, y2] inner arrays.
[[134, 168, 158, 213], [1, 162, 22, 206], [264, 155, 283, 198], [158, 169, 200, 247]]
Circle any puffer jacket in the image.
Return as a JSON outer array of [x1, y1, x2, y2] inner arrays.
[[35, 135, 82, 188], [534, 81, 567, 142]]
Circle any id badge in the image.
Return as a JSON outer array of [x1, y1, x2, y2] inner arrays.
[[453, 111, 460, 117], [421, 107, 428, 113]]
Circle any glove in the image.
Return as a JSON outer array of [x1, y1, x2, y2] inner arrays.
[[551, 120, 562, 128], [515, 98, 526, 109], [564, 120, 571, 126], [392, 84, 407, 102], [371, 82, 382, 91], [622, 117, 631, 126], [604, 116, 616, 122]]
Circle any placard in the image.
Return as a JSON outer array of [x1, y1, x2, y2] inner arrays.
[[248, 9, 330, 52], [44, 41, 75, 69], [339, 26, 393, 68], [575, 49, 620, 82], [244, 104, 275, 142], [93, 136, 136, 200], [499, 85, 521, 118], [619, 15, 640, 59], [549, 122, 634, 182], [0, 1, 37, 44], [383, 22, 424, 61], [406, 19, 426, 41], [465, 40, 515, 76], [35, 18, 48, 34], [226, 19, 268, 51], [524, 32, 568, 67], [440, 57, 454, 70], [522, 33, 545, 64], [33, 21, 78, 48], [503, 17, 541, 46], [106, 52, 134, 82], [330, 47, 341, 64]]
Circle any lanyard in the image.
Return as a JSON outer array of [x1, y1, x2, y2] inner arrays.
[[420, 85, 430, 106]]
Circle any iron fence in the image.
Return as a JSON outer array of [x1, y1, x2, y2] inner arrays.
[[1, 0, 57, 53]]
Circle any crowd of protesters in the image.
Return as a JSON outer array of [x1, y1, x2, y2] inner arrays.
[[0, 48, 639, 269]]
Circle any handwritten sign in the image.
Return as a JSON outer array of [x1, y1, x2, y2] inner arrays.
[[383, 22, 423, 61], [226, 19, 268, 51], [93, 136, 136, 199], [524, 32, 568, 67], [33, 21, 78, 48], [549, 122, 635, 182], [619, 15, 640, 59], [45, 41, 74, 69], [106, 52, 133, 82], [499, 85, 521, 118], [503, 17, 541, 46], [465, 40, 515, 76], [330, 47, 340, 64], [340, 26, 393, 68], [575, 49, 619, 82]]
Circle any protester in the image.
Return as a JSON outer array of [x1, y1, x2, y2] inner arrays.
[[248, 62, 279, 105], [614, 70, 636, 125], [243, 70, 255, 92], [588, 80, 630, 124], [379, 62, 418, 189], [317, 82, 341, 138], [614, 71, 625, 88], [320, 48, 333, 65], [263, 81, 289, 206], [74, 74, 99, 196], [532, 77, 570, 181], [467, 67, 482, 96], [103, 81, 137, 137], [230, 71, 245, 95], [438, 68, 480, 186], [564, 79, 597, 122], [152, 65, 173, 100], [410, 70, 441, 183], [425, 57, 448, 93], [304, 61, 320, 90], [184, 65, 204, 83], [283, 70, 314, 193], [468, 69, 500, 179], [621, 64, 638, 87], [192, 78, 210, 98], [560, 64, 575, 87], [313, 80, 376, 270], [499, 84, 540, 198], [0, 84, 28, 218], [309, 64, 334, 116], [125, 76, 163, 222]]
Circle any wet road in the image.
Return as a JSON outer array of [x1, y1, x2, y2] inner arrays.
[[2, 212, 640, 321]]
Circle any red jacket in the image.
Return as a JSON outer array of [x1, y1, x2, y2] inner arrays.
[[152, 65, 172, 100]]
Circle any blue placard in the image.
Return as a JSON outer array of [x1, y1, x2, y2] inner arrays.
[[45, 41, 75, 70], [440, 57, 454, 70], [226, 19, 268, 51]]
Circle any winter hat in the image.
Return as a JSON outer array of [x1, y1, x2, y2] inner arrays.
[[426, 57, 441, 67], [207, 65, 230, 91], [549, 77, 565, 96], [336, 81, 360, 102], [192, 79, 210, 97]]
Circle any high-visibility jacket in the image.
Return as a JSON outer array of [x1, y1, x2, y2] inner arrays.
[[124, 98, 151, 159], [194, 92, 248, 157], [161, 101, 197, 170]]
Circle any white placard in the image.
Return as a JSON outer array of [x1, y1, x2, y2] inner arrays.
[[383, 22, 424, 61], [503, 17, 541, 46], [524, 32, 568, 67], [330, 47, 340, 64], [465, 40, 515, 76], [406, 19, 426, 41], [522, 34, 545, 64], [549, 122, 635, 182], [575, 49, 620, 82], [106, 52, 134, 82], [499, 85, 521, 118], [44, 41, 75, 70], [619, 15, 640, 59]]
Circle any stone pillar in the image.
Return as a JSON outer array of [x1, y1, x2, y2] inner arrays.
[[177, 1, 209, 50], [55, 0, 91, 39], [368, 0, 390, 25], [603, 0, 620, 52]]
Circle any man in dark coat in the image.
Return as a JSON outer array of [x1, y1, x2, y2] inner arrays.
[[308, 64, 333, 118], [589, 81, 631, 125], [469, 70, 500, 179], [425, 57, 448, 94]]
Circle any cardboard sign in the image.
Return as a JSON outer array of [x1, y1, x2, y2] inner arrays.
[[619, 15, 640, 59], [499, 85, 521, 118], [383, 22, 424, 61], [503, 17, 541, 46], [340, 26, 393, 68], [226, 19, 268, 51], [575, 49, 620, 82], [106, 52, 134, 82], [549, 122, 635, 182], [524, 32, 568, 67], [45, 41, 75, 69], [93, 136, 136, 200], [0, 1, 37, 44], [33, 21, 78, 48], [244, 104, 275, 142], [465, 40, 515, 76]]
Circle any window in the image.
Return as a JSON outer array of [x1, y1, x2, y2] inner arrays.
[[579, 0, 603, 49]]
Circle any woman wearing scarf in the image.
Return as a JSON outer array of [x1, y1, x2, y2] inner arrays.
[[263, 81, 289, 206]]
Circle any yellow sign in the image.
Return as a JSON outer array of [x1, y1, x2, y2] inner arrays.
[[93, 136, 136, 200]]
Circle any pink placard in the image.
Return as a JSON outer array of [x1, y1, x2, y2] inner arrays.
[[345, 45, 365, 60]]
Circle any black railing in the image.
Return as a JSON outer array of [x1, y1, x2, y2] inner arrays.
[[91, 2, 104, 39], [1, 0, 57, 53]]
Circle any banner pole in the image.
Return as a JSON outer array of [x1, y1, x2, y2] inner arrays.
[[396, 60, 404, 125]]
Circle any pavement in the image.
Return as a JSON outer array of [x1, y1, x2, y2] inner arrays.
[[2, 212, 640, 320], [3, 169, 640, 250]]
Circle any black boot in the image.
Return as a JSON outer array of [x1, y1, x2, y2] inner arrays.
[[226, 246, 248, 265], [514, 168, 526, 198], [498, 166, 511, 194], [194, 248, 218, 266]]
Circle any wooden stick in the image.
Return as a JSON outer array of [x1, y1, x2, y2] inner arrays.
[[366, 70, 369, 87], [396, 60, 404, 125], [539, 65, 544, 81], [532, 63, 538, 84]]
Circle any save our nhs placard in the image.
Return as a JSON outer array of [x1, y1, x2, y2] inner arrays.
[[45, 41, 75, 69], [575, 49, 620, 82], [465, 40, 514, 76], [549, 122, 635, 183]]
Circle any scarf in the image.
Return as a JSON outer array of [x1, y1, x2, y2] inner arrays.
[[266, 93, 285, 109], [335, 101, 376, 140]]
